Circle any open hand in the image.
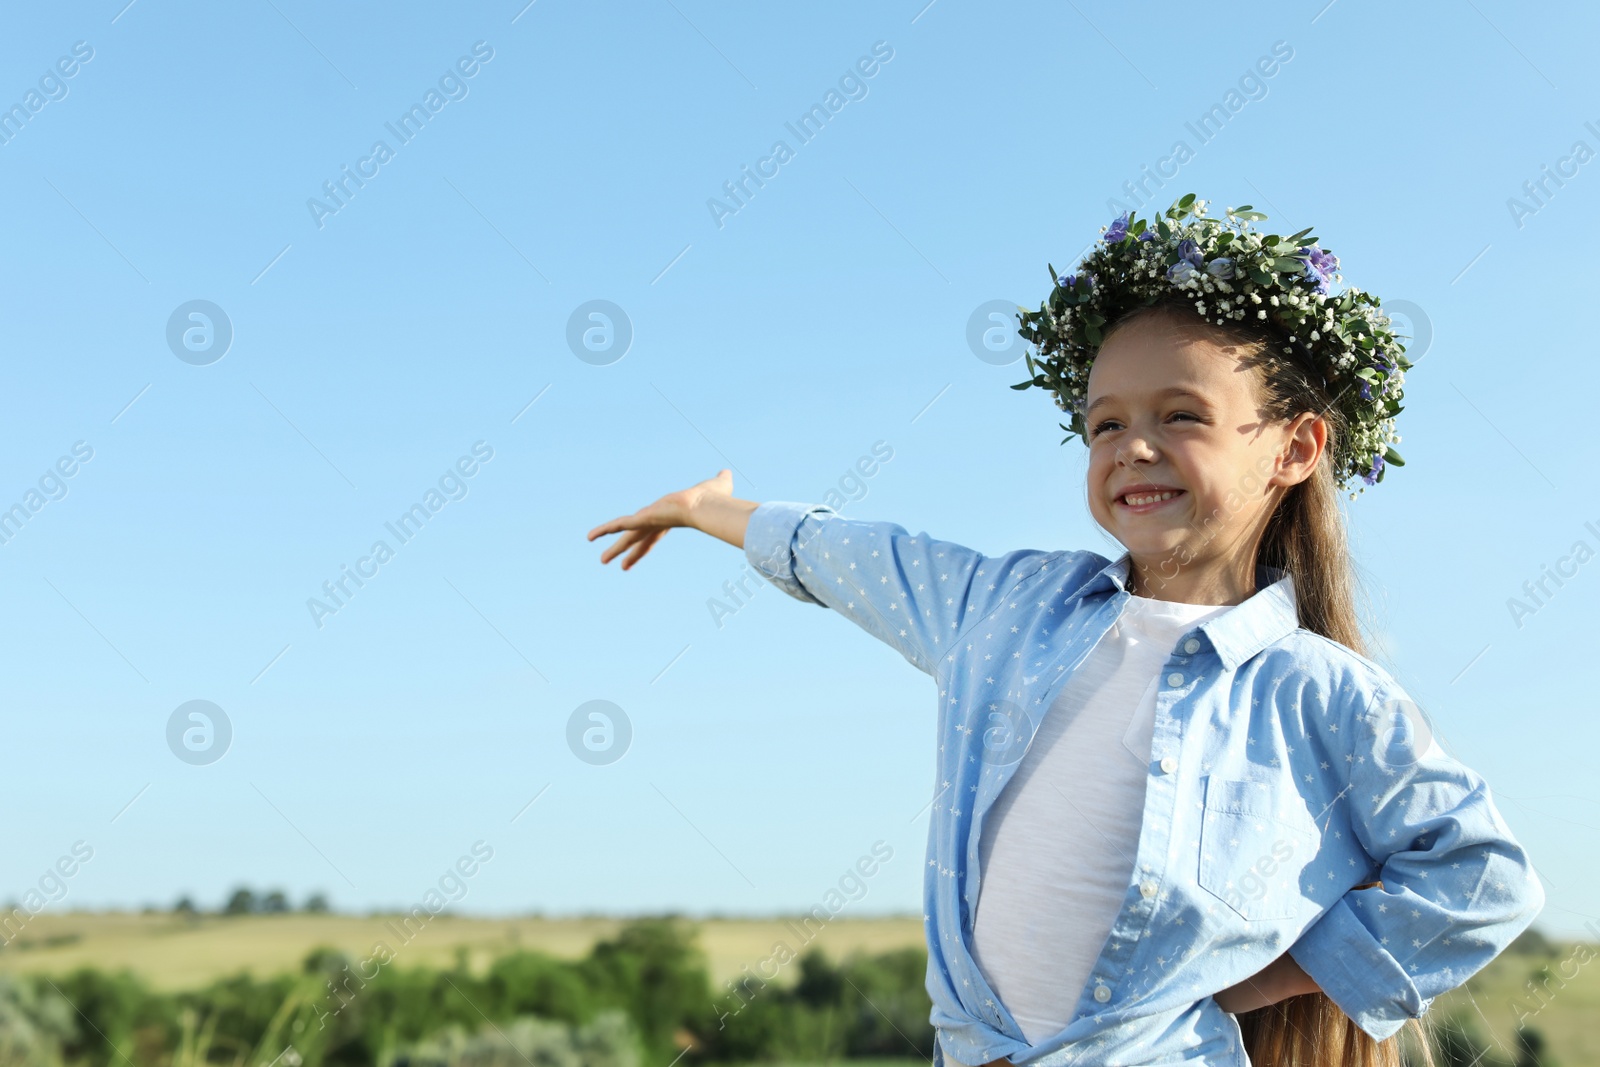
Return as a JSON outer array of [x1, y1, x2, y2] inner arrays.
[[586, 469, 734, 571]]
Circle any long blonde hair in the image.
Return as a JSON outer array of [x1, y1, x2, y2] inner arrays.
[[1102, 295, 1436, 1067]]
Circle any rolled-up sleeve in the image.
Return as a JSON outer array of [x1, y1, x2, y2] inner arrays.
[[742, 501, 1047, 676], [1289, 676, 1545, 1040]]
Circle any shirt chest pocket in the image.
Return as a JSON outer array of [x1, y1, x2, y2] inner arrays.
[[1197, 777, 1320, 921]]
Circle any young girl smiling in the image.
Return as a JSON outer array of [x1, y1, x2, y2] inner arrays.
[[588, 195, 1543, 1067]]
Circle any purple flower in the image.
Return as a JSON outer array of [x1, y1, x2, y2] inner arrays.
[[1205, 256, 1236, 280], [1057, 271, 1094, 291], [1137, 229, 1157, 242], [1176, 239, 1204, 267], [1362, 451, 1385, 486], [1358, 380, 1372, 401], [1167, 261, 1201, 286], [1298, 244, 1340, 294], [1105, 211, 1131, 244]]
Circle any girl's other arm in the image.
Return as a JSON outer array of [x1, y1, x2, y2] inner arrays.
[[1213, 951, 1320, 1014], [1285, 676, 1546, 1041]]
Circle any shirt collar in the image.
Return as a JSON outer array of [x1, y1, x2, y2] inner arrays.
[[1070, 550, 1301, 670]]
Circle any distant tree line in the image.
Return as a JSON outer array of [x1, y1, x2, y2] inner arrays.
[[167, 888, 330, 916]]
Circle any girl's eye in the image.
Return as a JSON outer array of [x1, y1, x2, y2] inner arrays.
[[1090, 412, 1198, 438]]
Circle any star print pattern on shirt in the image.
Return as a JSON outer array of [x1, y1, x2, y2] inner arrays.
[[744, 500, 1544, 1067]]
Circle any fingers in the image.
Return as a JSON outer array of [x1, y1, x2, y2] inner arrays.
[[587, 514, 634, 542], [598, 527, 642, 565], [621, 528, 666, 570]]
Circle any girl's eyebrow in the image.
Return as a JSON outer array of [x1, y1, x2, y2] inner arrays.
[[1085, 386, 1211, 416]]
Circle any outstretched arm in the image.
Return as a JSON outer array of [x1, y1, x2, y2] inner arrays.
[[590, 468, 1057, 677]]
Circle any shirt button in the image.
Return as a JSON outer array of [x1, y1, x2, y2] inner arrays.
[[1093, 985, 1111, 1003], [1167, 671, 1184, 687], [1183, 638, 1200, 653], [1140, 879, 1158, 899], [1159, 755, 1177, 774]]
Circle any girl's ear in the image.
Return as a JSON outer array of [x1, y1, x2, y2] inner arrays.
[[1273, 411, 1326, 489]]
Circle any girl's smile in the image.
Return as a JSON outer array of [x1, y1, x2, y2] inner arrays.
[[1114, 484, 1187, 513]]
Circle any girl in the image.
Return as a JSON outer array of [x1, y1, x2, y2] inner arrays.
[[587, 195, 1543, 1066]]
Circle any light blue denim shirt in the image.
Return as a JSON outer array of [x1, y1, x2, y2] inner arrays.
[[743, 500, 1544, 1067]]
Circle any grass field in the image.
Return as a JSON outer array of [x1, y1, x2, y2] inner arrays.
[[0, 913, 1593, 1065]]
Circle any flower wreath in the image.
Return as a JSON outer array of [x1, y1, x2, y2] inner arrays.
[[1010, 192, 1411, 497]]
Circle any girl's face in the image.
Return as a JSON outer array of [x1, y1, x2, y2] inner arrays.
[[1083, 312, 1322, 602]]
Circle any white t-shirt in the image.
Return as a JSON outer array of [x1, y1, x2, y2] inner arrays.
[[969, 591, 1236, 1046]]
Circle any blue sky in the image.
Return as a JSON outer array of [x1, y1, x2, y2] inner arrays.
[[1, 0, 1597, 942]]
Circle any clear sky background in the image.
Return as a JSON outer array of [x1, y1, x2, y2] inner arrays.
[[1, 0, 1596, 940]]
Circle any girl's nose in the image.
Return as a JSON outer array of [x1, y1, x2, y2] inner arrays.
[[1117, 434, 1158, 462]]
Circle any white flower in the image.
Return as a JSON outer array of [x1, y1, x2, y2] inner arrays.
[[1258, 310, 1267, 320], [1310, 330, 1320, 341]]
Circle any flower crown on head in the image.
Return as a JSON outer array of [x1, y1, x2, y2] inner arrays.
[[1010, 192, 1411, 498]]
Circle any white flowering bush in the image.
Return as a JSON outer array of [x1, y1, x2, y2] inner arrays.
[[1012, 192, 1411, 496]]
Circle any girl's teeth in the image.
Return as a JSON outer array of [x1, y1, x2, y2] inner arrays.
[[1126, 491, 1179, 505]]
